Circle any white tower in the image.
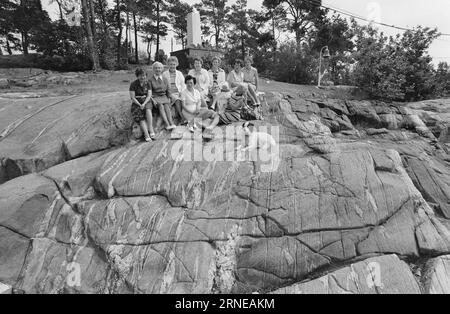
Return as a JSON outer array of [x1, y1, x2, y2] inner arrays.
[[186, 8, 202, 48]]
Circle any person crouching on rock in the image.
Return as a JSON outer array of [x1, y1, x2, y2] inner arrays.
[[149, 62, 177, 131], [217, 85, 247, 125], [163, 56, 187, 125], [129, 68, 154, 142], [181, 75, 220, 137]]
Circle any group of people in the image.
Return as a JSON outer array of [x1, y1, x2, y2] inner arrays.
[[129, 56, 260, 142]]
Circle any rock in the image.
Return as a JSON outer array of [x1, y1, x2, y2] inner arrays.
[[43, 149, 115, 199], [346, 100, 382, 128], [0, 174, 59, 235], [403, 155, 450, 219], [423, 255, 450, 294], [366, 128, 389, 135], [0, 92, 132, 184], [0, 282, 12, 294], [0, 78, 9, 89], [1, 82, 450, 294], [270, 255, 421, 294], [0, 227, 30, 286]]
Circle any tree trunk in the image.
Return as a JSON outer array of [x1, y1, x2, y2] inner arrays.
[[97, 0, 109, 66], [88, 0, 97, 42], [272, 10, 277, 52], [215, 26, 220, 49], [21, 32, 29, 55], [99, 0, 108, 35], [147, 40, 152, 64], [56, 0, 64, 20], [156, 0, 160, 61], [295, 28, 302, 52], [81, 0, 100, 71], [133, 12, 138, 63], [125, 11, 129, 64], [116, 0, 122, 65], [241, 29, 245, 60], [6, 39, 13, 55]]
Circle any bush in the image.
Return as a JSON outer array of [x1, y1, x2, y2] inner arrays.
[[435, 62, 450, 97], [34, 54, 92, 72], [352, 26, 439, 101], [269, 41, 316, 85]]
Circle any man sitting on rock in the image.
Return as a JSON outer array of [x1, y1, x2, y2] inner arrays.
[[129, 68, 154, 142]]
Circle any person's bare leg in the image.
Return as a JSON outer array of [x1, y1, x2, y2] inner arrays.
[[140, 120, 151, 140], [205, 114, 220, 130], [174, 100, 185, 123], [145, 108, 155, 136], [211, 97, 218, 112], [247, 85, 259, 105], [164, 103, 175, 126], [158, 103, 170, 128]]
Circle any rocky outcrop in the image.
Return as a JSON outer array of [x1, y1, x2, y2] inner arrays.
[[422, 255, 450, 294], [270, 255, 421, 294], [1, 86, 450, 294], [0, 92, 132, 183]]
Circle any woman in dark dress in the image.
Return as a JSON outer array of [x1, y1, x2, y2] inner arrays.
[[129, 68, 154, 142]]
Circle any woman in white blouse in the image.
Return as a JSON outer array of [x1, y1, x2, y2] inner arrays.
[[188, 58, 210, 99], [208, 57, 227, 87], [227, 59, 259, 105], [162, 56, 187, 124], [181, 75, 219, 134], [208, 56, 230, 112]]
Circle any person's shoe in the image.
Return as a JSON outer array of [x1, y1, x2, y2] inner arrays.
[[149, 133, 156, 139], [145, 136, 152, 142], [203, 128, 214, 140], [188, 125, 195, 133]]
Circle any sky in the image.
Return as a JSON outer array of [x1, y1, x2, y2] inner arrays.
[[43, 0, 450, 65]]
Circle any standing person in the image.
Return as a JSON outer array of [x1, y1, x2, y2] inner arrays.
[[181, 75, 220, 135], [149, 62, 177, 131], [162, 56, 187, 124], [129, 68, 154, 142], [188, 58, 210, 99], [227, 59, 259, 105], [243, 56, 259, 92]]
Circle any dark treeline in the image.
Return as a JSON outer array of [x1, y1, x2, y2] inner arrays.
[[0, 0, 449, 101]]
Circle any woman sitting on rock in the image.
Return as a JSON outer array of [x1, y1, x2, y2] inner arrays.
[[162, 56, 187, 124], [181, 75, 220, 136], [243, 56, 259, 94], [129, 68, 153, 142], [149, 61, 176, 131], [188, 58, 210, 99], [208, 56, 230, 112], [227, 59, 259, 106]]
